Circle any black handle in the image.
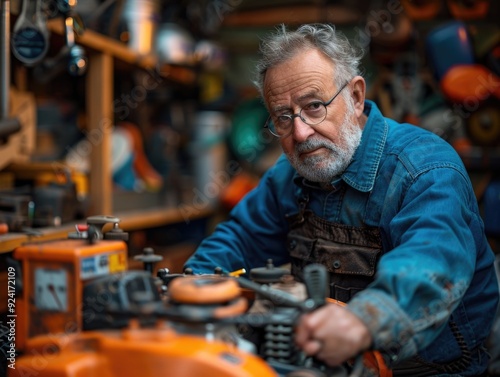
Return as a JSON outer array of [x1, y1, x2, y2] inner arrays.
[[303, 263, 328, 310]]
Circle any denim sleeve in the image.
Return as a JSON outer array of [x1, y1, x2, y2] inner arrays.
[[184, 156, 294, 275], [346, 164, 481, 364]]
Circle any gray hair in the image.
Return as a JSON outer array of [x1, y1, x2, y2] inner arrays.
[[254, 23, 364, 98]]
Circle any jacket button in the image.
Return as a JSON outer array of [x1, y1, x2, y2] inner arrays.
[[289, 240, 297, 250], [333, 260, 341, 269]]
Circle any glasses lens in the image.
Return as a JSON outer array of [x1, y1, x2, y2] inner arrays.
[[300, 103, 327, 125], [265, 117, 281, 136]]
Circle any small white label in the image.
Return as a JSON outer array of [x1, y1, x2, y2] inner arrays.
[[80, 254, 110, 280]]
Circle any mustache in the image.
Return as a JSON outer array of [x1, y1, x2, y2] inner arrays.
[[295, 138, 334, 154]]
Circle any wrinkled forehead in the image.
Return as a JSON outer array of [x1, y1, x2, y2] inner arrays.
[[263, 49, 337, 109]]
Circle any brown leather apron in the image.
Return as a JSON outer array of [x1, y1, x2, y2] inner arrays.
[[285, 193, 475, 376], [287, 208, 381, 302]]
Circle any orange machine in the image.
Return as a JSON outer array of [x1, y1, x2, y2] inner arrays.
[[9, 324, 279, 377], [8, 216, 390, 377], [13, 231, 128, 350], [9, 275, 278, 377]]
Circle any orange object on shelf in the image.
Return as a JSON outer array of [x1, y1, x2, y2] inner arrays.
[[452, 137, 473, 154], [0, 223, 8, 235], [220, 173, 260, 209], [447, 0, 490, 20], [440, 64, 500, 104], [402, 0, 490, 21], [401, 0, 441, 20]]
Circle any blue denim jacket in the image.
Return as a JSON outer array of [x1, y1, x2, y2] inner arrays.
[[185, 100, 499, 374]]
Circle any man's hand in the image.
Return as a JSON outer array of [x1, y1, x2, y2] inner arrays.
[[295, 303, 373, 366]]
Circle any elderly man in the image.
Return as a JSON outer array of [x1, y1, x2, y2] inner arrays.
[[185, 24, 499, 376]]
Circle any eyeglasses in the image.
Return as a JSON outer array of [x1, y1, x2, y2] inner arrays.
[[264, 81, 350, 138]]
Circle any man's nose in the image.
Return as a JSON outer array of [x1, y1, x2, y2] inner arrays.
[[291, 115, 315, 141]]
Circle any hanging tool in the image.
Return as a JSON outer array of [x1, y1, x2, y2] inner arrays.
[[10, 0, 49, 66], [0, 0, 21, 142], [33, 0, 87, 81]]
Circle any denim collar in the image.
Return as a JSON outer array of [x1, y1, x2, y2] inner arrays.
[[293, 100, 388, 193]]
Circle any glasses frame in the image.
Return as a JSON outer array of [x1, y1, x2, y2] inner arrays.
[[264, 80, 350, 138]]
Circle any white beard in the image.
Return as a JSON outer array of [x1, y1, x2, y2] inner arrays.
[[286, 98, 362, 182]]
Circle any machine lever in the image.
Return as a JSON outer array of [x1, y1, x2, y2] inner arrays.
[[303, 263, 328, 310], [236, 276, 319, 312]]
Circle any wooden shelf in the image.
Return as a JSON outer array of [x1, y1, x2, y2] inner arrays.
[[46, 19, 197, 84], [43, 19, 157, 215], [116, 206, 214, 231], [46, 19, 158, 69], [0, 233, 28, 254], [0, 205, 215, 254], [1, 19, 213, 255], [41, 19, 200, 217]]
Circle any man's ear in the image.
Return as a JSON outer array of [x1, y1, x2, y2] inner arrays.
[[350, 76, 366, 118]]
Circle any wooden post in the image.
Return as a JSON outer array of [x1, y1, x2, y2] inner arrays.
[[86, 52, 113, 215]]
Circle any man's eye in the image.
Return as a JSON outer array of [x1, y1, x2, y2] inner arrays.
[[276, 115, 291, 123], [303, 102, 323, 111]]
